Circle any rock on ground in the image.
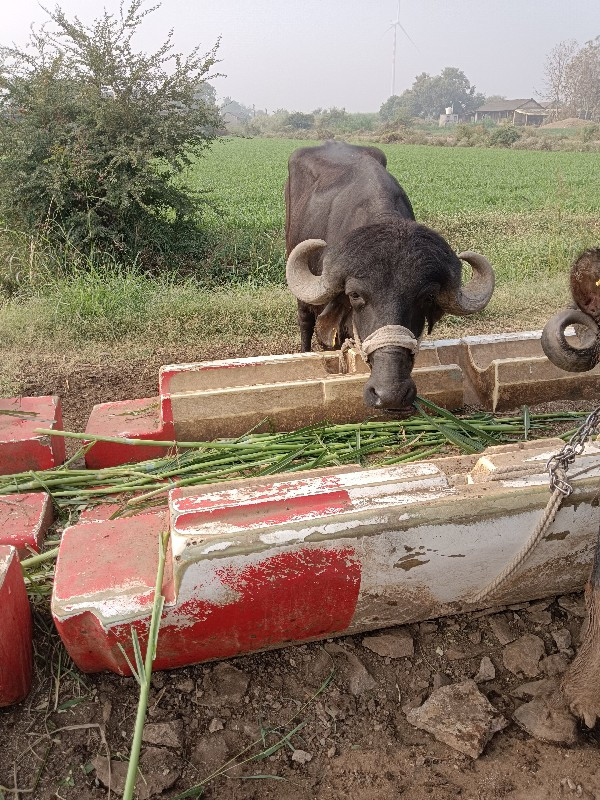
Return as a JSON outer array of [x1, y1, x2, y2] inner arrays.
[[558, 595, 586, 618], [203, 662, 249, 706], [511, 678, 558, 699], [552, 628, 572, 652], [137, 746, 183, 800], [513, 694, 579, 745], [93, 748, 183, 799], [325, 643, 376, 696], [141, 719, 184, 749], [487, 613, 518, 645], [191, 732, 229, 772], [541, 653, 570, 677], [405, 680, 507, 758], [92, 757, 129, 796], [474, 656, 496, 683], [362, 630, 414, 659], [291, 749, 313, 764], [503, 633, 545, 677]]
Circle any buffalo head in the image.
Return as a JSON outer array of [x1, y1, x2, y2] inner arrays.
[[542, 248, 600, 373], [286, 217, 495, 414]]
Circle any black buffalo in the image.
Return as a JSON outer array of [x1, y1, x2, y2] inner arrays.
[[285, 141, 495, 415]]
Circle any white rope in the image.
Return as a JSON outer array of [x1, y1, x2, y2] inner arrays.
[[469, 470, 568, 605], [342, 323, 421, 362]]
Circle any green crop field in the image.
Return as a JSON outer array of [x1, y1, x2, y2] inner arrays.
[[190, 137, 600, 286], [1, 136, 600, 397]]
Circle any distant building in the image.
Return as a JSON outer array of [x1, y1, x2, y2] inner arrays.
[[439, 105, 460, 127], [474, 99, 549, 126]]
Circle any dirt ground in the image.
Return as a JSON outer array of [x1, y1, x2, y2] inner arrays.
[[2, 350, 600, 800]]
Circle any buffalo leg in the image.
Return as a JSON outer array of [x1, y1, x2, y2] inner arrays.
[[297, 300, 315, 352], [560, 524, 600, 728]]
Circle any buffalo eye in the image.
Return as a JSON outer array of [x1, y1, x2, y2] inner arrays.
[[418, 285, 439, 307]]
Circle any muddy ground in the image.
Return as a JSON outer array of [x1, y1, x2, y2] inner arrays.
[[1, 353, 600, 800]]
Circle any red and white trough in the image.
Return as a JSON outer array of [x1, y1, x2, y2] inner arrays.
[[83, 329, 600, 469], [52, 436, 600, 675]]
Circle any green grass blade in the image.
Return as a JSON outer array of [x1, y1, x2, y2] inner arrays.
[[117, 642, 142, 687], [415, 396, 500, 445]]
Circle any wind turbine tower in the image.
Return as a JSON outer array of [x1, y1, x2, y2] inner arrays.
[[387, 0, 418, 97]]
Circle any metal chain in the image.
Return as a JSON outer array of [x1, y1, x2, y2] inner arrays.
[[546, 405, 600, 496]]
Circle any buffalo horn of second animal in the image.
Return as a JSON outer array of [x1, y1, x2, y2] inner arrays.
[[541, 306, 600, 372], [286, 239, 340, 306], [439, 251, 496, 316]]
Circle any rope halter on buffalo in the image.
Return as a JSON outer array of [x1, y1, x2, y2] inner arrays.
[[470, 405, 600, 605], [340, 323, 422, 370]]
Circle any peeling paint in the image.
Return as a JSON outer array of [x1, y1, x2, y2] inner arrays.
[[394, 556, 431, 571], [546, 530, 570, 541]]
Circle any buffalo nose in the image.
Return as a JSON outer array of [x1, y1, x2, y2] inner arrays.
[[364, 378, 417, 411]]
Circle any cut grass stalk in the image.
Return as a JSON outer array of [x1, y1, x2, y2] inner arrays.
[[121, 530, 170, 800], [21, 547, 60, 569], [3, 406, 588, 517]]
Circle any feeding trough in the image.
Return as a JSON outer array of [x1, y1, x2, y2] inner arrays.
[[0, 545, 33, 706], [3, 330, 599, 679], [52, 436, 600, 674], [83, 329, 600, 469], [0, 395, 65, 474]]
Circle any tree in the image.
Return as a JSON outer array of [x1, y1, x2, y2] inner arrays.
[[317, 107, 347, 130], [543, 39, 578, 117], [220, 96, 253, 122], [391, 67, 484, 119], [0, 1, 220, 266], [379, 95, 412, 125], [285, 112, 314, 129], [564, 37, 600, 120]]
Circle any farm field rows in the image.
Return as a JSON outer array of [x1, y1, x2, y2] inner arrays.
[[191, 137, 600, 285]]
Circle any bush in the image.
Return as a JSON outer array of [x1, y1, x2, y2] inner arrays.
[[489, 126, 521, 146], [580, 124, 600, 143], [0, 1, 220, 269]]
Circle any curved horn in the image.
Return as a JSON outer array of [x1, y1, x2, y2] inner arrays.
[[440, 251, 495, 316], [286, 239, 339, 305], [541, 307, 600, 373]]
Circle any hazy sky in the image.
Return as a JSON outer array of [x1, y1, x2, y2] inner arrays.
[[3, 0, 599, 112]]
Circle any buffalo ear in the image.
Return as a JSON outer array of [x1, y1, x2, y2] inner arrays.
[[315, 295, 351, 349]]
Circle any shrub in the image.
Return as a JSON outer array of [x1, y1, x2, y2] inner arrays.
[[581, 124, 600, 143], [0, 1, 220, 270], [489, 126, 521, 146]]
